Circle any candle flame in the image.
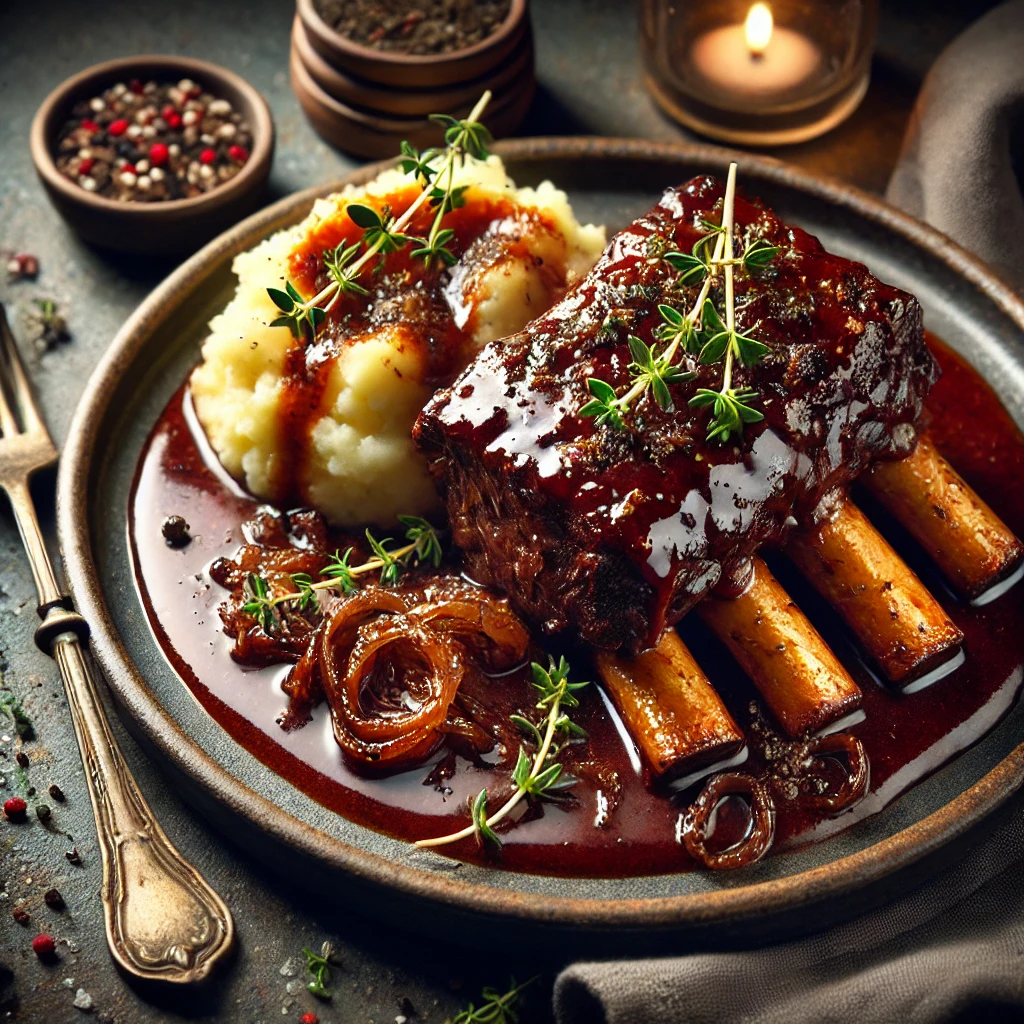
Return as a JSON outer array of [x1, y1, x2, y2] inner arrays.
[[745, 3, 773, 56]]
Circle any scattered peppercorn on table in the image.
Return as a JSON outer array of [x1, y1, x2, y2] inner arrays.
[[0, 0, 975, 1021]]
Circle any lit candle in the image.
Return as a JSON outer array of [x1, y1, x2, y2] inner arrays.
[[690, 3, 823, 99]]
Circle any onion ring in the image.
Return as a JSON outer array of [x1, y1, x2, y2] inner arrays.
[[681, 772, 776, 870], [801, 732, 870, 814]]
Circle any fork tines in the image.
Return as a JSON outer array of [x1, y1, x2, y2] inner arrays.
[[0, 306, 56, 477]]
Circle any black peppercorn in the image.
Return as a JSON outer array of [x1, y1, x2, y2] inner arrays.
[[35, 803, 51, 823], [48, 783, 65, 802], [66, 847, 82, 865], [161, 514, 191, 547], [15, 751, 29, 768], [43, 888, 65, 910]]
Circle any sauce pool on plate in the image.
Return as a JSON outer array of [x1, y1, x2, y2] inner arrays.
[[128, 334, 1024, 878]]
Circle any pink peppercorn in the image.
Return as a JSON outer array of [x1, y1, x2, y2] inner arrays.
[[228, 144, 249, 163], [149, 142, 169, 166], [32, 933, 56, 958], [166, 111, 182, 129], [130, 78, 144, 94], [199, 148, 216, 165], [300, 1014, 319, 1024], [4, 797, 27, 822], [78, 157, 94, 175], [121, 164, 137, 176], [108, 118, 129, 136], [81, 119, 100, 133]]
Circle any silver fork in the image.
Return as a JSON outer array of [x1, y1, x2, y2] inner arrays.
[[0, 305, 233, 982]]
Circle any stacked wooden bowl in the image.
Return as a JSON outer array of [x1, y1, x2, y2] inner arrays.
[[291, 0, 535, 159]]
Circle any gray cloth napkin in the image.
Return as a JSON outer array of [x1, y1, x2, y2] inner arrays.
[[555, 4, 1024, 1021], [887, 0, 1024, 292]]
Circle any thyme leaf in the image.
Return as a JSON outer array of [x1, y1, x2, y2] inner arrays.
[[320, 547, 357, 594], [290, 572, 320, 612], [399, 514, 444, 567], [743, 237, 781, 271], [688, 386, 764, 443], [664, 250, 708, 285], [398, 140, 441, 185], [242, 573, 275, 631], [323, 240, 368, 298], [365, 529, 401, 586], [471, 788, 502, 849], [303, 941, 339, 1000]]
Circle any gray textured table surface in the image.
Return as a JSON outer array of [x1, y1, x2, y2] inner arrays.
[[0, 1, 1000, 1022]]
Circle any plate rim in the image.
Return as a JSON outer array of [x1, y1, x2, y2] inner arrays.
[[56, 135, 1024, 933]]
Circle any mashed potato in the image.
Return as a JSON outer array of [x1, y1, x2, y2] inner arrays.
[[191, 154, 605, 526]]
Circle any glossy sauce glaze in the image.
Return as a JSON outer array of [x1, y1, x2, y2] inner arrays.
[[129, 336, 1024, 878]]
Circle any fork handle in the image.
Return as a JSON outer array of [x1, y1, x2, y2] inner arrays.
[[37, 607, 235, 982], [6, 478, 64, 610]]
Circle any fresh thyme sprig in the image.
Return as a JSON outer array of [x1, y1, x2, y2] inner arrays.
[[415, 656, 589, 850], [303, 941, 340, 1000], [581, 161, 779, 442], [448, 977, 538, 1024], [266, 91, 493, 339], [241, 516, 442, 631]]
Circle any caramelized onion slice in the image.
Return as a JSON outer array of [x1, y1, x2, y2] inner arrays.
[[681, 773, 776, 870], [319, 594, 464, 766], [801, 732, 870, 815], [279, 635, 322, 731], [407, 595, 530, 672]]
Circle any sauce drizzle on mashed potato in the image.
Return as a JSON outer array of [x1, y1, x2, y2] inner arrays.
[[190, 155, 605, 526]]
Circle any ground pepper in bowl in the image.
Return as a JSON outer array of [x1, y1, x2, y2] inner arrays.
[[313, 0, 513, 55], [54, 78, 253, 203]]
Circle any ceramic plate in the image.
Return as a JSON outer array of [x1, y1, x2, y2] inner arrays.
[[57, 139, 1024, 952]]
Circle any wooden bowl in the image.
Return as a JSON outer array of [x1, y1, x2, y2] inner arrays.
[[291, 14, 534, 119], [289, 44, 535, 160], [296, 0, 529, 89], [30, 55, 274, 256]]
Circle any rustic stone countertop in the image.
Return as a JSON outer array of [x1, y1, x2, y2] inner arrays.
[[0, 1, 998, 1021]]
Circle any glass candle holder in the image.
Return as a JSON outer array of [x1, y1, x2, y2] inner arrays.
[[640, 0, 878, 146]]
